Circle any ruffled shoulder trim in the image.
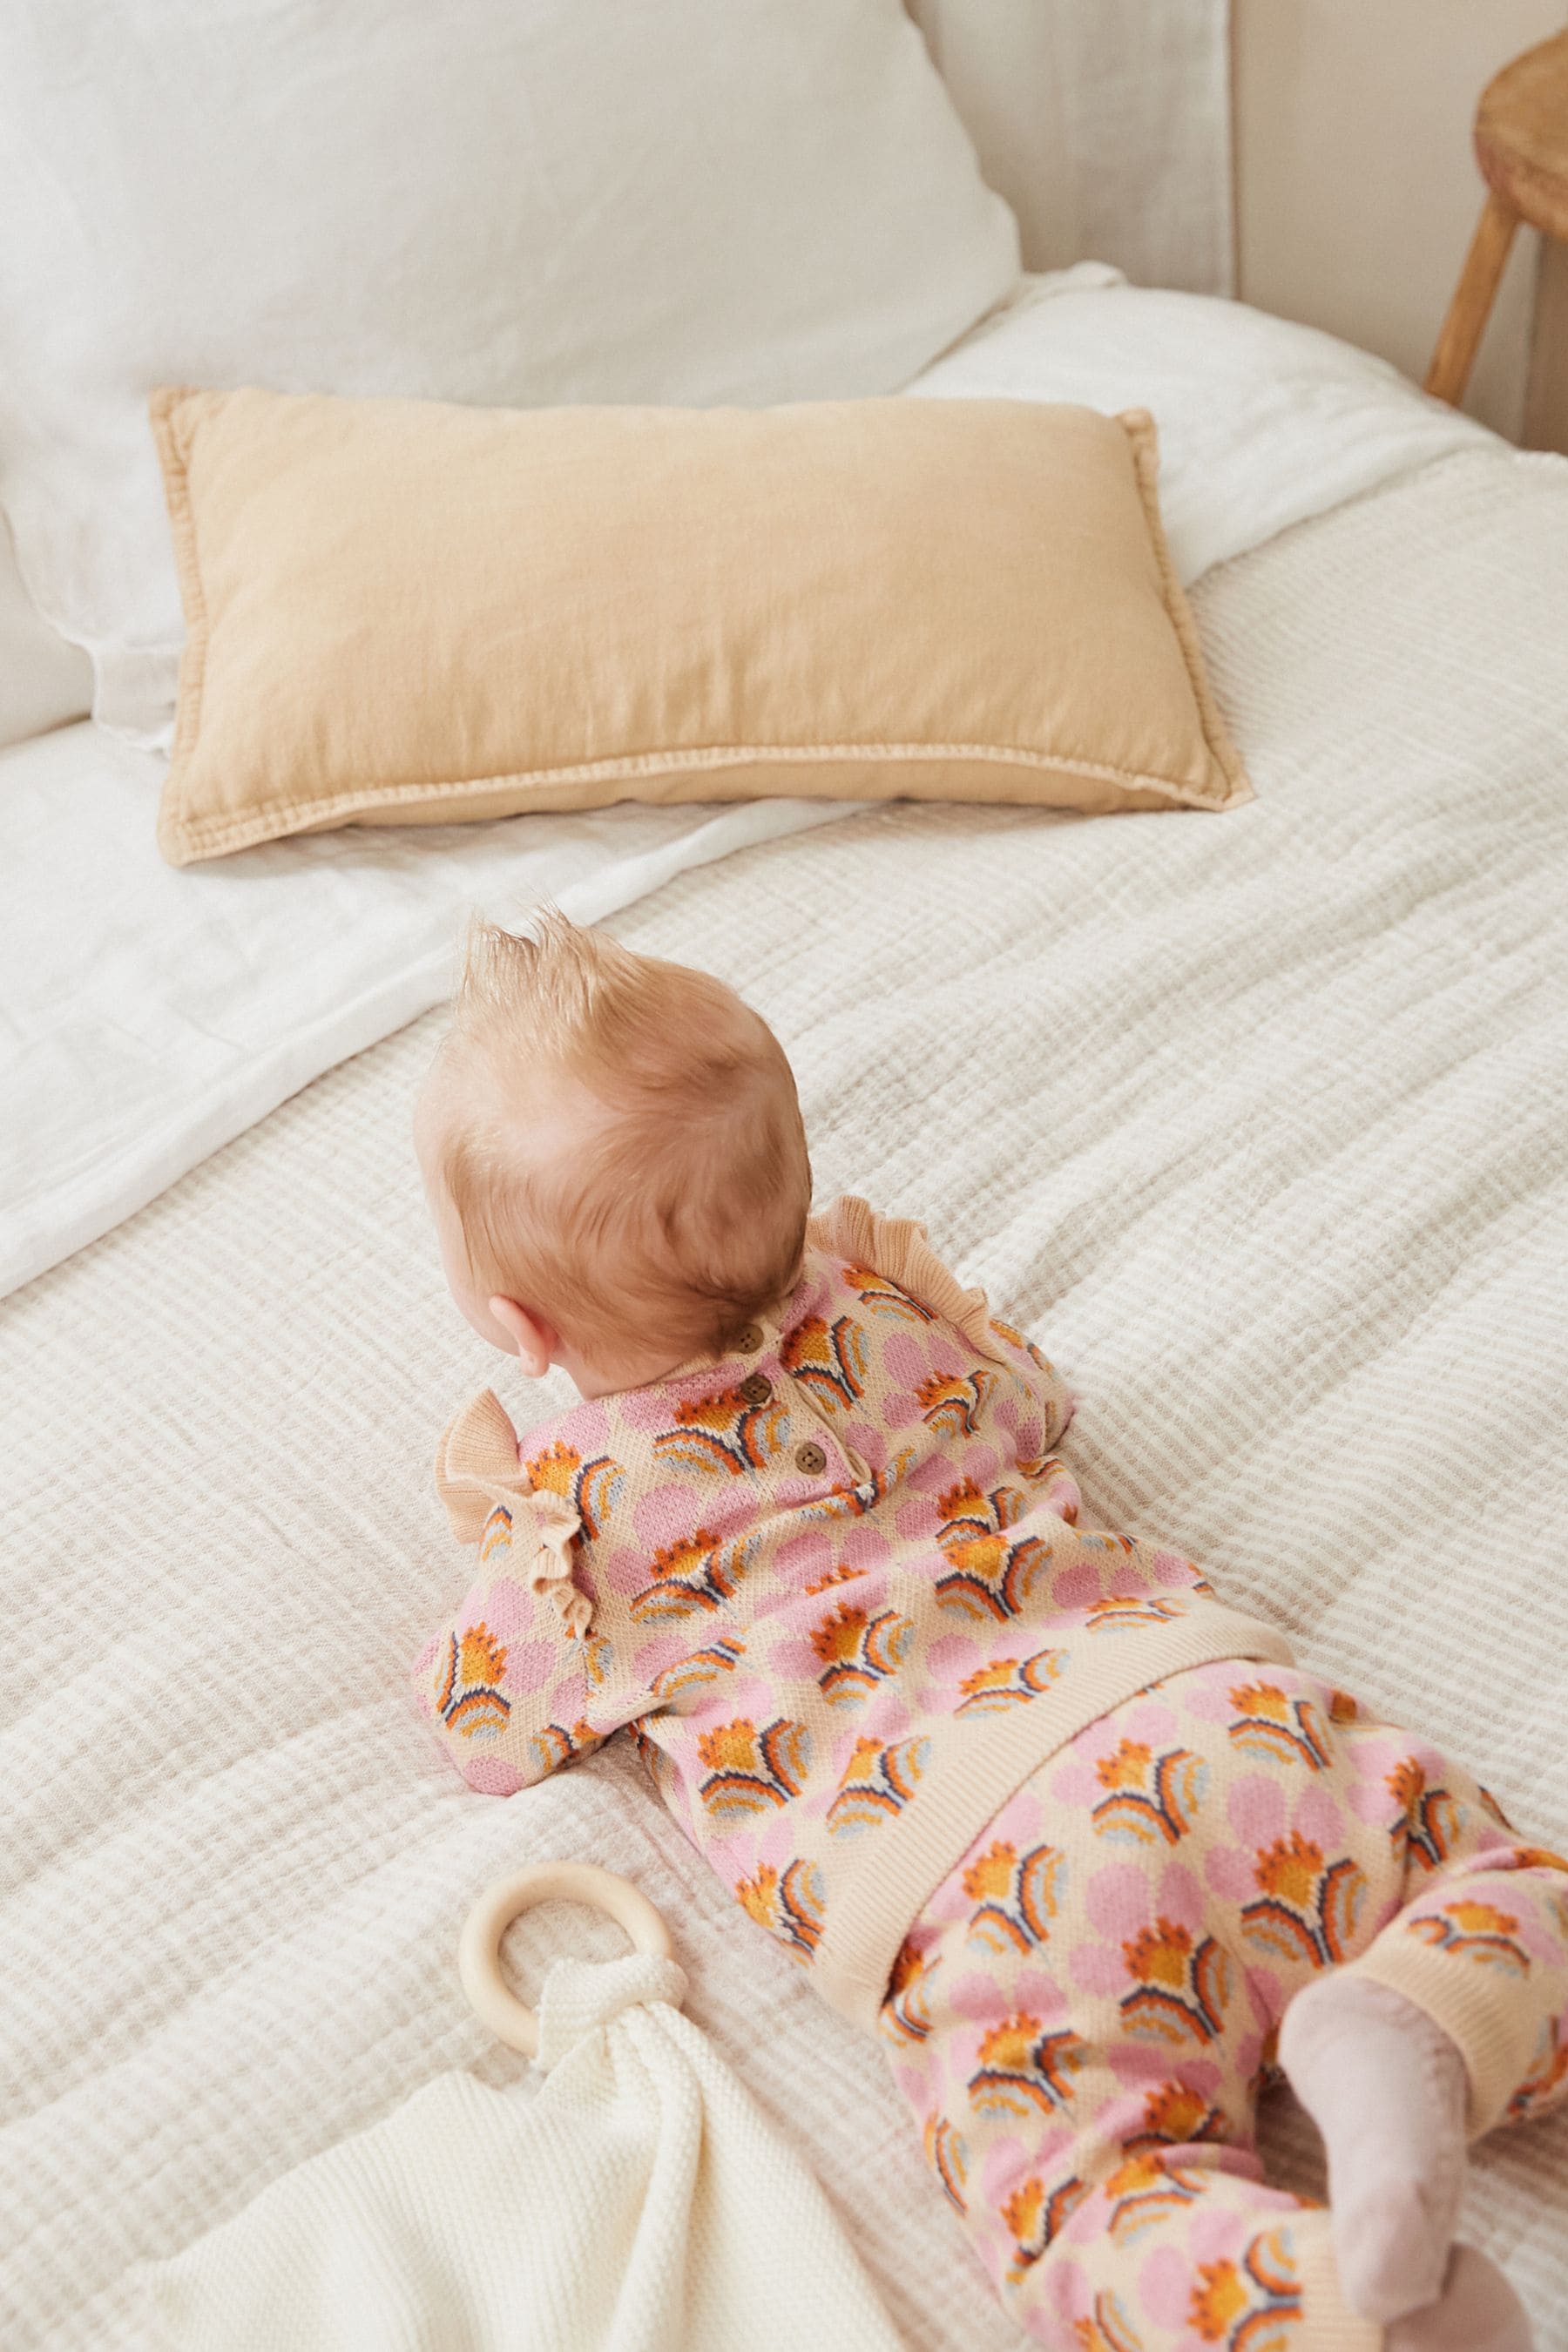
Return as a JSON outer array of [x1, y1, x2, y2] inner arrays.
[[435, 1388, 592, 1639], [805, 1195, 1008, 1365]]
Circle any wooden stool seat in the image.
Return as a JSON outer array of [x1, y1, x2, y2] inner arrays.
[[1426, 30, 1568, 407]]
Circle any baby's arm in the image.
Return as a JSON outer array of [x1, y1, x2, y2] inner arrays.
[[412, 1389, 609, 1794], [808, 1193, 1073, 1449]]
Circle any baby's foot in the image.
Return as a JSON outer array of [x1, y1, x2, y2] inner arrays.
[[1278, 1973, 1467, 2321], [1388, 2245, 1534, 2351]]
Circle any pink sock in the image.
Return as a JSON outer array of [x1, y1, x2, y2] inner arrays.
[[1278, 1973, 1469, 2322]]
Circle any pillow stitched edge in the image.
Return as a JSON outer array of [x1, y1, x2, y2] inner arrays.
[[151, 390, 1254, 865], [1115, 406, 1253, 811], [161, 747, 1244, 862]]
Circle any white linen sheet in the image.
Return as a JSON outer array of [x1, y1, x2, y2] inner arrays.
[[906, 266, 1492, 583], [0, 750, 851, 1299], [909, 3, 1237, 294], [0, 513, 89, 752], [3, 443, 1567, 2350], [0, 270, 1488, 1305]]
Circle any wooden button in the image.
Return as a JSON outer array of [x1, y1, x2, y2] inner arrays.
[[734, 1323, 764, 1355], [739, 1372, 772, 1408], [794, 1440, 828, 1477]]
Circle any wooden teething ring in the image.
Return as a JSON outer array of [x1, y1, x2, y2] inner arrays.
[[459, 1860, 675, 2058]]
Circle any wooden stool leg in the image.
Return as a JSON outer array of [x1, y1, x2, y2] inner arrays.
[[1426, 191, 1519, 404]]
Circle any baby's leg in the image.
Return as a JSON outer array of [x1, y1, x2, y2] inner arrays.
[[881, 1768, 1381, 2349], [1280, 1740, 1568, 2331], [879, 1667, 1563, 2346]]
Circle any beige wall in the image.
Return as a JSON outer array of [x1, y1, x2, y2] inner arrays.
[[1233, 0, 1568, 446]]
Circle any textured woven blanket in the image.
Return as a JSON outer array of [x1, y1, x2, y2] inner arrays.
[[3, 444, 1567, 2348], [140, 1954, 908, 2352]]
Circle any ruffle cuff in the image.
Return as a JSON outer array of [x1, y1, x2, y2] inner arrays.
[[435, 1386, 591, 1639]]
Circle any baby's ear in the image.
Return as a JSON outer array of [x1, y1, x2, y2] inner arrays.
[[488, 1295, 555, 1380]]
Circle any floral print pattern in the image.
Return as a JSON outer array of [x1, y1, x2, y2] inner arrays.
[[417, 1219, 1270, 1955]]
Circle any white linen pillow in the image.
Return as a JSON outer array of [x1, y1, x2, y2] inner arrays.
[[0, 1, 1017, 750], [0, 512, 91, 751]]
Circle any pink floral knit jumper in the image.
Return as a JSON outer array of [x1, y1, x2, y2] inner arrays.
[[414, 1197, 1290, 2027]]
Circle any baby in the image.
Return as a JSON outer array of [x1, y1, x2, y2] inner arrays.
[[413, 913, 1565, 2352]]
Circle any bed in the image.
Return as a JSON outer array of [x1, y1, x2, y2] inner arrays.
[[4, 364, 1568, 2346], [3, 10, 1568, 2345]]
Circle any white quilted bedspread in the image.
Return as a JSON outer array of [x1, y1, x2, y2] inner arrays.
[[3, 444, 1568, 2349]]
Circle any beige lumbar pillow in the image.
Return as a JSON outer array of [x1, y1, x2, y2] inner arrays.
[[150, 387, 1250, 865]]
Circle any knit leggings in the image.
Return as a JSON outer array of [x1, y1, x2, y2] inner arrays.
[[879, 1659, 1568, 2350]]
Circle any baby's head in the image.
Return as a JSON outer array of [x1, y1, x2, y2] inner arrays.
[[416, 912, 811, 1396]]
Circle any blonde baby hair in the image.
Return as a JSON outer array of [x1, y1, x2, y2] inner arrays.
[[437, 910, 811, 1368]]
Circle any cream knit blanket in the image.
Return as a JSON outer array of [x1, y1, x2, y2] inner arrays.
[[139, 1954, 905, 2352]]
